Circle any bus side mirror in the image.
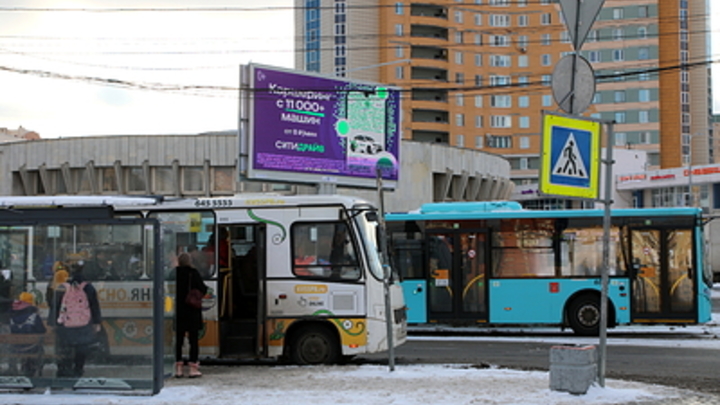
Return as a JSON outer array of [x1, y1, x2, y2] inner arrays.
[[365, 212, 378, 222]]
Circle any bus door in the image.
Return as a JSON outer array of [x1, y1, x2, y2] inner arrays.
[[426, 230, 488, 322], [219, 223, 265, 358], [630, 228, 696, 323]]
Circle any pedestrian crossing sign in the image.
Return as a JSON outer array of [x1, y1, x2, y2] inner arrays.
[[540, 113, 601, 199]]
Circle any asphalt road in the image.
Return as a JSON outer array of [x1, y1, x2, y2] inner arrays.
[[358, 290, 720, 396], [358, 338, 720, 396]]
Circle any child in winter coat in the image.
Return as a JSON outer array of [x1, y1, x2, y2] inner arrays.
[[9, 292, 47, 377]]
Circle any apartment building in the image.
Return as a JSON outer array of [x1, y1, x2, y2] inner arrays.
[[294, 0, 713, 206]]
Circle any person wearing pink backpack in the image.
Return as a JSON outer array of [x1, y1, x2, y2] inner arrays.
[[49, 261, 102, 378]]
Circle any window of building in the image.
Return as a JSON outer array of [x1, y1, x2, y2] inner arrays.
[[614, 90, 625, 103], [520, 136, 530, 149], [127, 167, 146, 193], [395, 24, 403, 36], [542, 94, 552, 107], [455, 113, 465, 126], [456, 93, 464, 106], [518, 55, 528, 67], [517, 35, 528, 48], [639, 131, 651, 144], [518, 76, 528, 87], [474, 13, 482, 26], [487, 135, 512, 148], [474, 53, 483, 66], [455, 31, 464, 43], [491, 95, 512, 108], [613, 8, 624, 20], [638, 47, 649, 60], [395, 46, 403, 58], [475, 115, 484, 128], [638, 6, 648, 18], [456, 134, 465, 147], [474, 33, 482, 45], [519, 157, 528, 170], [475, 95, 483, 107], [519, 96, 529, 107], [395, 2, 403, 14], [541, 13, 551, 25], [474, 74, 483, 86], [613, 28, 623, 41], [541, 54, 551, 66], [490, 14, 510, 26], [615, 132, 627, 146], [542, 34, 551, 45], [475, 135, 484, 148], [615, 112, 626, 123], [455, 10, 463, 23], [519, 116, 530, 128], [154, 167, 174, 193], [395, 66, 404, 79], [638, 26, 647, 39], [491, 115, 512, 128], [455, 51, 464, 64], [455, 72, 465, 84], [490, 75, 510, 86], [490, 54, 511, 67], [639, 111, 649, 123], [212, 168, 234, 193], [182, 167, 205, 194], [613, 49, 624, 61], [518, 15, 528, 26], [639, 89, 650, 102], [588, 51, 601, 62], [560, 31, 570, 43], [490, 35, 510, 47]]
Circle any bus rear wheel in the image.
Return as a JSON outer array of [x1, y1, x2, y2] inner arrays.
[[568, 295, 601, 336], [290, 325, 339, 365]]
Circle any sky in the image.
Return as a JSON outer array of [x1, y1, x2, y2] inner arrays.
[[0, 1, 719, 139]]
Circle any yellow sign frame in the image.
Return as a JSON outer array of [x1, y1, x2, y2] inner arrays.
[[540, 113, 601, 199]]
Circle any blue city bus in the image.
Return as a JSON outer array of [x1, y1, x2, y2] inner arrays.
[[386, 201, 714, 335]]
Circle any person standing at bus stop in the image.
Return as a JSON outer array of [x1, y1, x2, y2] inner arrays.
[[174, 252, 208, 378]]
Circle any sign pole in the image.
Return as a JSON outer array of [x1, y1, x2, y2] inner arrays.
[[376, 168, 395, 372], [598, 121, 614, 387]]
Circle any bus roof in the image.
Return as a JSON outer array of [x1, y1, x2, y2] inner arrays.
[[386, 201, 702, 221], [0, 194, 375, 210]]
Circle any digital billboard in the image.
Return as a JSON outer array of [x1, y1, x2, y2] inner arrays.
[[243, 64, 401, 189]]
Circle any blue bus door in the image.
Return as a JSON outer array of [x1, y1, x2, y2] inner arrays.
[[426, 231, 488, 322], [630, 228, 696, 323]]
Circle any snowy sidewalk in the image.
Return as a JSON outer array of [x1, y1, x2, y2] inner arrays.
[[2, 364, 718, 405]]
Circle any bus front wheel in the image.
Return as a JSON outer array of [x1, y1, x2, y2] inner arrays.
[[567, 295, 601, 336], [290, 325, 339, 365]]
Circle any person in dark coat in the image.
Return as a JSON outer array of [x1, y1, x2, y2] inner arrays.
[[50, 265, 102, 378], [9, 292, 47, 377], [174, 252, 208, 378]]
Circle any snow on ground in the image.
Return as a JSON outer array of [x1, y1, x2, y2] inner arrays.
[[0, 364, 697, 405]]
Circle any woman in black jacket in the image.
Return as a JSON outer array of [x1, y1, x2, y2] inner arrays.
[[174, 252, 208, 378]]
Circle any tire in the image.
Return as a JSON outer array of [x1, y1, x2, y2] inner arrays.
[[567, 295, 601, 336], [290, 326, 339, 365]]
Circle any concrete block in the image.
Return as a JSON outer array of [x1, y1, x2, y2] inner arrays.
[[549, 345, 597, 395]]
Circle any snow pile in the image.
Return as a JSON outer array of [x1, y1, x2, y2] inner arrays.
[[0, 364, 692, 405]]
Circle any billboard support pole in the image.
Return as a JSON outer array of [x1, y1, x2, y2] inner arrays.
[[598, 120, 614, 387], [376, 168, 395, 372]]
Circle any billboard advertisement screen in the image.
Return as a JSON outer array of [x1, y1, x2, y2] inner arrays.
[[246, 64, 401, 188]]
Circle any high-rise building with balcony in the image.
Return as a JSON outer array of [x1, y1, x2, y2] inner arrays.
[[294, 0, 712, 201]]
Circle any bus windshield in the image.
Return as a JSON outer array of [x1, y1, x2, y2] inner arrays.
[[354, 209, 387, 281]]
